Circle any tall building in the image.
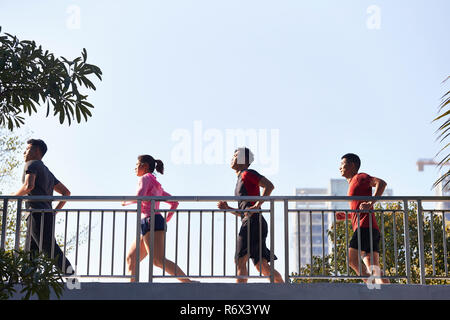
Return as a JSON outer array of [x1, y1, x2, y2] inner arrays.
[[434, 175, 450, 220], [416, 159, 450, 217], [291, 179, 393, 272]]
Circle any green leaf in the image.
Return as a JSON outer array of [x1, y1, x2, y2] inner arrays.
[[75, 104, 81, 123], [434, 109, 450, 122], [82, 48, 87, 63], [59, 109, 65, 124]]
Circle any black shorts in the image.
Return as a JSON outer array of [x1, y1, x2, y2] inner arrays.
[[349, 228, 380, 254], [140, 214, 166, 235], [235, 215, 277, 265]]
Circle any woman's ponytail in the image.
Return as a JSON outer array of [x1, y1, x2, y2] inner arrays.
[[155, 159, 164, 175]]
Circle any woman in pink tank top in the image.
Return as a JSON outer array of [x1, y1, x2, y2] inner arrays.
[[123, 155, 194, 283]]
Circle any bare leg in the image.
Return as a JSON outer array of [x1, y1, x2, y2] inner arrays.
[[126, 237, 148, 282], [348, 248, 371, 282], [254, 259, 284, 283], [236, 255, 249, 283], [143, 231, 194, 283], [362, 252, 390, 284]]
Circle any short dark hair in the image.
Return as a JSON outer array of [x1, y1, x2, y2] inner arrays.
[[27, 139, 47, 157], [235, 147, 254, 166], [341, 153, 361, 171]]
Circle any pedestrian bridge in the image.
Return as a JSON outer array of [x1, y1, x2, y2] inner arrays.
[[2, 195, 450, 300]]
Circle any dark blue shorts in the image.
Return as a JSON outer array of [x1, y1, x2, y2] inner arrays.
[[141, 214, 166, 235]]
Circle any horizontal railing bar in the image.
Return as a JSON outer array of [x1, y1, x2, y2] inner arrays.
[[290, 275, 407, 280], [68, 275, 272, 280], [142, 275, 271, 279], [157, 209, 271, 212], [24, 209, 137, 213], [23, 208, 271, 213], [69, 275, 134, 279], [23, 208, 450, 215], [2, 195, 450, 202], [69, 274, 417, 281], [289, 209, 417, 213]]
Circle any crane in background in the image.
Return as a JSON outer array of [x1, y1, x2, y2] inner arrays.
[[416, 158, 450, 172], [416, 158, 441, 172], [416, 158, 450, 195]]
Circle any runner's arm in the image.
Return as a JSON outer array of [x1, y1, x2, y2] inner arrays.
[[248, 176, 274, 210], [217, 201, 242, 217], [54, 182, 71, 210], [162, 190, 178, 221], [359, 176, 387, 210], [12, 173, 36, 196]]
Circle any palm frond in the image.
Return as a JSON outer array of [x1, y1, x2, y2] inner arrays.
[[434, 76, 450, 189]]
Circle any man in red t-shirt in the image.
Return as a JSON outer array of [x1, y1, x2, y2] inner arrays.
[[336, 153, 389, 284], [217, 147, 284, 283]]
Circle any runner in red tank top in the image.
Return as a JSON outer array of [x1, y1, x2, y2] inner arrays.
[[336, 153, 390, 284], [217, 147, 284, 283]]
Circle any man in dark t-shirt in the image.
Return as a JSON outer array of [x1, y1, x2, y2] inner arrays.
[[13, 139, 73, 274], [336, 153, 389, 284], [217, 147, 284, 283]]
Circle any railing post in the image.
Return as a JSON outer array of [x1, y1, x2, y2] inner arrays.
[[270, 200, 275, 283], [51, 210, 56, 259], [135, 200, 142, 283], [283, 200, 290, 284], [1, 199, 8, 249], [357, 212, 362, 278], [403, 200, 412, 284], [14, 199, 22, 253], [416, 200, 426, 285], [149, 200, 155, 283]]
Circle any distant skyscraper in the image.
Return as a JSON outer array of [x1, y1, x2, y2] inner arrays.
[[292, 179, 393, 272]]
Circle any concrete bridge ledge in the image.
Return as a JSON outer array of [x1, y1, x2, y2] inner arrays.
[[10, 283, 450, 300]]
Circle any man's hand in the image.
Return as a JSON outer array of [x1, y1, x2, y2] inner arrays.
[[336, 211, 347, 221], [359, 202, 374, 210], [247, 203, 262, 211], [217, 201, 231, 210]]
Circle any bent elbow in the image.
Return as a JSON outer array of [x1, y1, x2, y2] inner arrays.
[[23, 183, 34, 194]]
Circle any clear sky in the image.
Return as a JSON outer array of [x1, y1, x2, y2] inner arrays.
[[1, 0, 449, 282]]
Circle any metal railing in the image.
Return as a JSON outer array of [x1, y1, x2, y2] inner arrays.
[[1, 195, 449, 284]]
